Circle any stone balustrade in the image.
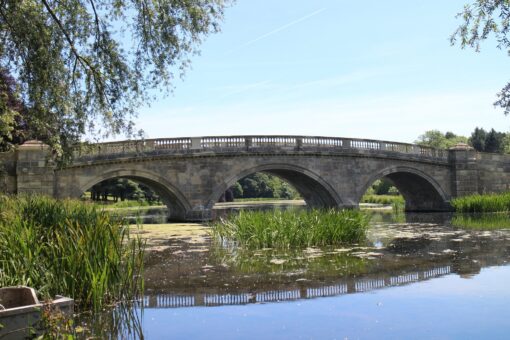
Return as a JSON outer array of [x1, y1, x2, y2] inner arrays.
[[72, 135, 448, 161]]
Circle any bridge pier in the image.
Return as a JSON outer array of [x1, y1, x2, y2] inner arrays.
[[182, 209, 213, 222], [15, 141, 54, 196], [448, 144, 480, 197]]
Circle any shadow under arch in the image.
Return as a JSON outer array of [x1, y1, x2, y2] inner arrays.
[[78, 169, 192, 221], [359, 166, 451, 212], [206, 164, 344, 210]]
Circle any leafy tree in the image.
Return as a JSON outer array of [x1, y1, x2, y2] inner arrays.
[[232, 182, 243, 198], [415, 130, 468, 149], [88, 178, 159, 203], [452, 1, 510, 114], [469, 127, 487, 152], [368, 179, 399, 195], [279, 182, 299, 200], [468, 127, 507, 153], [0, 70, 27, 151], [503, 134, 510, 153], [0, 0, 230, 156], [484, 128, 505, 153], [240, 177, 260, 198], [234, 173, 300, 200]]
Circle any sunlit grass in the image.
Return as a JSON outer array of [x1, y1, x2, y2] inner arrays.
[[211, 209, 370, 249], [451, 192, 510, 213], [233, 197, 302, 202], [361, 194, 404, 205], [0, 195, 145, 311]]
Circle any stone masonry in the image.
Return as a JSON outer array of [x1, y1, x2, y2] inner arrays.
[[1, 136, 509, 221]]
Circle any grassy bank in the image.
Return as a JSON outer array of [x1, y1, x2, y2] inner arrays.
[[233, 197, 302, 202], [361, 194, 404, 205], [451, 192, 510, 213], [212, 209, 370, 249], [0, 195, 144, 311]]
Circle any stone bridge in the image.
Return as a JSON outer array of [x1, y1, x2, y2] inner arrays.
[[1, 135, 509, 221]]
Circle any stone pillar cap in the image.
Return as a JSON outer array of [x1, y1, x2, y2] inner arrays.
[[448, 143, 474, 151], [18, 140, 49, 150]]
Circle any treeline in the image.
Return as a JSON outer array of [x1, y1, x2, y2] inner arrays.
[[416, 128, 510, 153], [231, 173, 301, 200], [365, 178, 399, 195], [87, 173, 300, 205], [88, 179, 160, 204]]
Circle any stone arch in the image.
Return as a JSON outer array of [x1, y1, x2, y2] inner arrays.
[[206, 163, 344, 210], [359, 166, 451, 211], [78, 169, 192, 221]]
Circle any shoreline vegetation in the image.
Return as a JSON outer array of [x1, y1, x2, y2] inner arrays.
[[361, 194, 404, 206], [0, 195, 144, 312], [451, 192, 510, 213], [211, 209, 370, 249]]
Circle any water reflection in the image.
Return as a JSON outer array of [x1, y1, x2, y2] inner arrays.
[[141, 212, 510, 309], [451, 212, 510, 230], [79, 208, 510, 338], [110, 206, 169, 224]]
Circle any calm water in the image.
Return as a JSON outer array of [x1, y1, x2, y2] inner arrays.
[[84, 209, 510, 339]]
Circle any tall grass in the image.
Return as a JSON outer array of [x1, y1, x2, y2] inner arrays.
[[0, 195, 144, 311], [451, 192, 510, 213], [212, 209, 370, 249]]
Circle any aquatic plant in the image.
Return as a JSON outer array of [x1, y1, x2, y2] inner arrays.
[[451, 192, 510, 213], [0, 195, 144, 311], [211, 209, 370, 249]]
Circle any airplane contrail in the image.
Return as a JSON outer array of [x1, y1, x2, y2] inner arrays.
[[226, 8, 327, 55]]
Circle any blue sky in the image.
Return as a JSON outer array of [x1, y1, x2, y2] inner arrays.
[[134, 0, 510, 143]]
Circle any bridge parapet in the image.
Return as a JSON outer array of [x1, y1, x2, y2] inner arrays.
[[72, 135, 448, 161]]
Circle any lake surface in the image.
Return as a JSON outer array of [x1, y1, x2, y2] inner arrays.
[[83, 209, 510, 339]]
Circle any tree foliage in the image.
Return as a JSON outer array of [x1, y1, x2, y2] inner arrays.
[[234, 173, 301, 200], [0, 0, 230, 155], [469, 127, 487, 151], [88, 178, 160, 203], [365, 178, 399, 196], [0, 70, 25, 150], [469, 127, 506, 153], [415, 130, 468, 149], [416, 128, 509, 154], [451, 1, 510, 114]]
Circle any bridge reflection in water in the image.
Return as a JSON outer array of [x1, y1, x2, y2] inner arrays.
[[143, 265, 451, 309]]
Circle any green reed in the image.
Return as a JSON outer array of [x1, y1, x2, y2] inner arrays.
[[212, 209, 370, 249], [451, 192, 510, 213], [0, 195, 144, 312]]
